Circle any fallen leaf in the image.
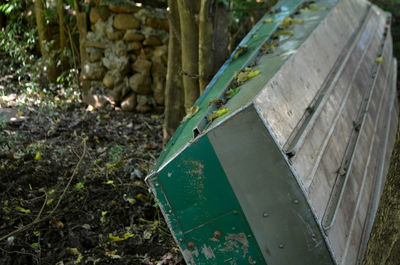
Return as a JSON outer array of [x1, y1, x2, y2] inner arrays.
[[34, 152, 41, 161], [46, 198, 54, 206], [124, 232, 134, 239], [109, 232, 133, 242], [68, 248, 81, 256], [274, 30, 294, 37], [207, 98, 223, 107], [16, 206, 31, 214], [127, 198, 136, 204], [105, 250, 121, 259], [208, 107, 229, 122], [74, 254, 83, 264], [16, 110, 24, 117], [109, 233, 124, 242], [233, 45, 248, 60], [50, 218, 64, 228], [235, 68, 260, 84], [225, 88, 240, 98], [280, 17, 293, 29], [294, 19, 304, 24], [75, 182, 84, 190], [376, 57, 383, 63], [143, 230, 152, 240], [182, 105, 200, 122], [263, 18, 274, 23], [30, 242, 39, 249]]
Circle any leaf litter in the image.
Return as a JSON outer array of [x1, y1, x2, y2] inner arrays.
[[0, 69, 183, 265]]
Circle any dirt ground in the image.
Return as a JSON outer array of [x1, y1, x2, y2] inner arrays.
[[0, 64, 184, 264]]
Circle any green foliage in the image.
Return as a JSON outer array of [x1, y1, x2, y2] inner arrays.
[[0, 0, 37, 79], [110, 145, 124, 163], [219, 0, 278, 50], [0, 0, 21, 15]]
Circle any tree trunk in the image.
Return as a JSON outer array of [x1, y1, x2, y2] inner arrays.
[[74, 0, 91, 100], [163, 0, 185, 145], [199, 1, 229, 93], [362, 111, 400, 265], [177, 0, 201, 112], [34, 0, 57, 83], [212, 3, 229, 73], [199, 0, 215, 93], [57, 0, 68, 71]]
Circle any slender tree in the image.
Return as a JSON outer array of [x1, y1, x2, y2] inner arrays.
[[34, 0, 57, 83], [163, 0, 229, 144], [57, 0, 68, 71], [177, 0, 201, 112], [163, 0, 185, 145], [199, 0, 215, 93]]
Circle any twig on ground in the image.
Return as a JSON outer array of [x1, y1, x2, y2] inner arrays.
[[0, 136, 88, 242]]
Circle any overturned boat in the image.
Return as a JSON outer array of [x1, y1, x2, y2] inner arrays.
[[146, 0, 398, 264]]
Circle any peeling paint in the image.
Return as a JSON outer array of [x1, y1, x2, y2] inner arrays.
[[184, 159, 206, 201], [182, 249, 195, 265], [183, 246, 200, 265], [248, 256, 256, 264], [201, 244, 216, 260], [220, 232, 249, 258]]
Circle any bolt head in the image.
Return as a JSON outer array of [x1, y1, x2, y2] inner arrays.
[[213, 230, 222, 239], [187, 241, 195, 250]]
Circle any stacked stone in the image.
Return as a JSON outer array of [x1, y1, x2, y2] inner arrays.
[[82, 0, 168, 112]]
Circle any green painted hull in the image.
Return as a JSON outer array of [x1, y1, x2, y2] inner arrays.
[[146, 0, 398, 264]]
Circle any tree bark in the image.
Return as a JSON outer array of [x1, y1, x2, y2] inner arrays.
[[199, 0, 214, 93], [57, 0, 68, 71], [177, 0, 201, 112], [362, 111, 400, 265], [163, 0, 185, 145], [199, 1, 229, 93], [74, 0, 91, 100], [34, 0, 57, 83]]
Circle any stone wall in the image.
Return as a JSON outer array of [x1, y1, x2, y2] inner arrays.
[[81, 0, 169, 113]]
